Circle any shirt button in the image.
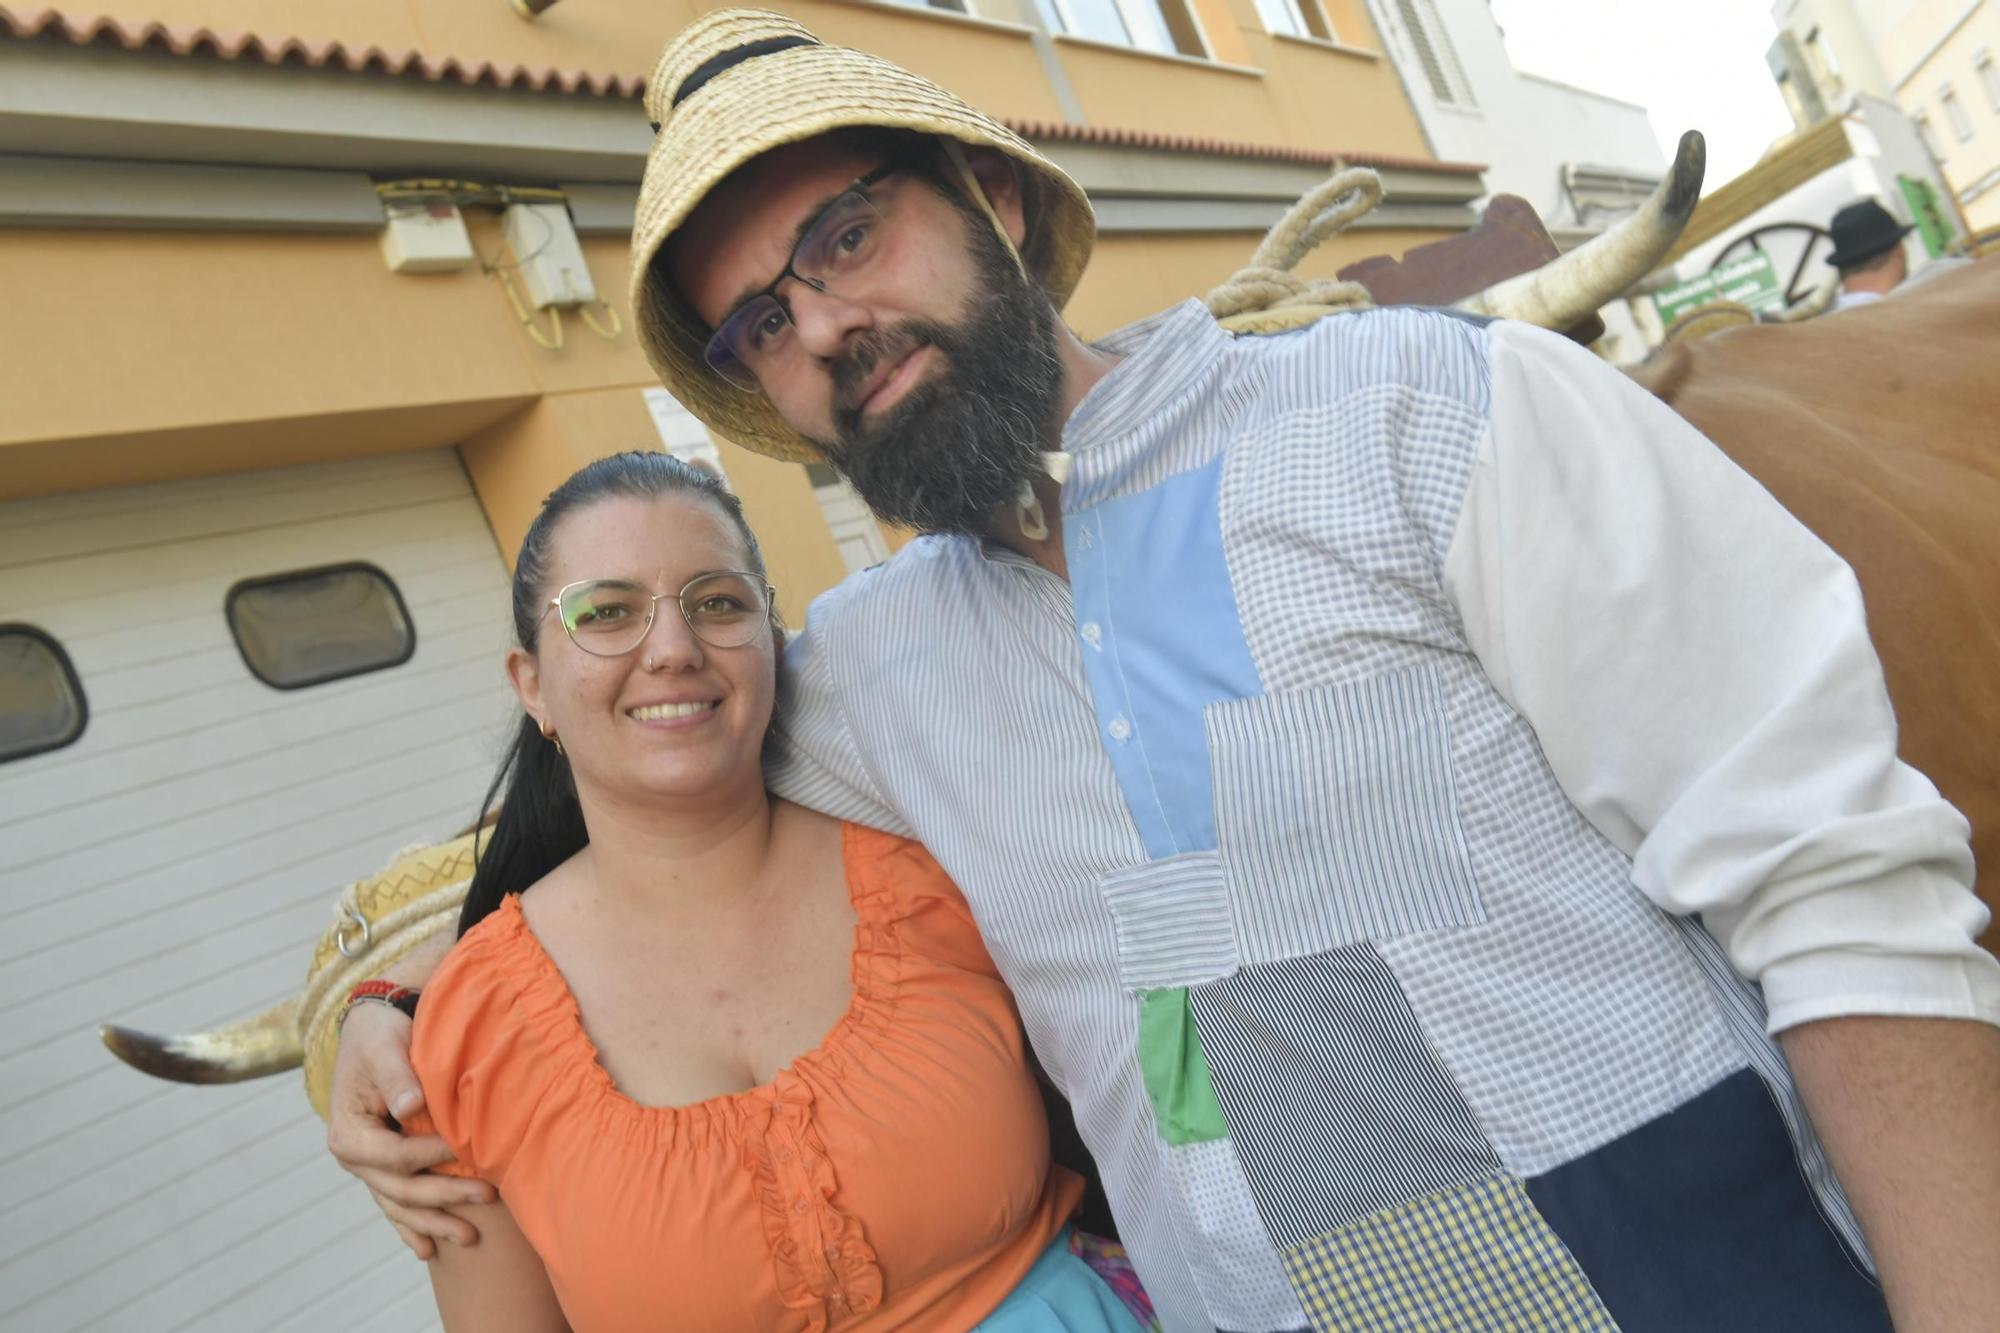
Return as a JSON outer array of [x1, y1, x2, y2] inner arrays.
[[1079, 621, 1103, 648], [1108, 716, 1132, 743], [776, 1148, 793, 1163], [829, 1292, 846, 1308], [794, 1198, 810, 1214], [826, 1245, 842, 1261]]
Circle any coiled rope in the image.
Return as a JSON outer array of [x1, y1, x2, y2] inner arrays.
[[1204, 166, 1383, 320]]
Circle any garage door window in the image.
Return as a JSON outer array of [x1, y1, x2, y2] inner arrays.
[[0, 625, 88, 762], [227, 563, 416, 690]]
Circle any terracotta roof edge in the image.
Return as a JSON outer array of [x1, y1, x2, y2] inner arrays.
[[1003, 116, 1484, 174]]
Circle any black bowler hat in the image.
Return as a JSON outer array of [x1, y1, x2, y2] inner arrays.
[[1826, 199, 1914, 268]]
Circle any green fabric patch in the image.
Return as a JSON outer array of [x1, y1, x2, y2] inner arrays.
[[1137, 988, 1230, 1145]]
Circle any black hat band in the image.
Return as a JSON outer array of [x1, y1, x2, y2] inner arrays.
[[656, 35, 821, 128]]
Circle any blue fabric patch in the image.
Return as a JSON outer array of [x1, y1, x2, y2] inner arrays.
[[1066, 455, 1262, 861], [1524, 1067, 1891, 1333]]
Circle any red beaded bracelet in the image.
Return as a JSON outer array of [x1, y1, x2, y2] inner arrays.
[[340, 980, 420, 1026]]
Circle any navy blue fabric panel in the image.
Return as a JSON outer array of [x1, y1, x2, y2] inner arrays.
[[1524, 1067, 1890, 1333]]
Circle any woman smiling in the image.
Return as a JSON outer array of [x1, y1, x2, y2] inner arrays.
[[402, 452, 1151, 1332]]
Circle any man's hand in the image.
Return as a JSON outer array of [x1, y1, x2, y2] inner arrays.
[[327, 1001, 493, 1258]]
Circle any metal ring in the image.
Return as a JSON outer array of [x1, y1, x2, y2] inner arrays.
[[335, 906, 372, 960]]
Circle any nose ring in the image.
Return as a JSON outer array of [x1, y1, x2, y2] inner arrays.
[[643, 653, 657, 671]]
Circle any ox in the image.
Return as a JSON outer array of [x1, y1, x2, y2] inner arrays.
[[102, 136, 1997, 1100]]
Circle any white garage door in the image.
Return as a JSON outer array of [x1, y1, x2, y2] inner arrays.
[[0, 449, 520, 1331]]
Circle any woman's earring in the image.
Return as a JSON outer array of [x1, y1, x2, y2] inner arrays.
[[539, 719, 565, 758]]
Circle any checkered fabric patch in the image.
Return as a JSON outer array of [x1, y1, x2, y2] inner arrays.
[[1282, 1172, 1619, 1333]]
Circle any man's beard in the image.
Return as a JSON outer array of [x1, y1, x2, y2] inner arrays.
[[816, 223, 1063, 536]]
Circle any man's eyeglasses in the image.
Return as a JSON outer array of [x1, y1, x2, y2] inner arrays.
[[703, 164, 903, 391], [543, 572, 776, 655]]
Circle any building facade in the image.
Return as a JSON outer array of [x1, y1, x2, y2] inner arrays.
[[1770, 0, 2000, 230], [0, 1, 1483, 1328]]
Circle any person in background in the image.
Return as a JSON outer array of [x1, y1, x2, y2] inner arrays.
[[1827, 199, 1913, 312]]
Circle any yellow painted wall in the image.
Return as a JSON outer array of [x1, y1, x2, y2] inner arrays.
[[9, 0, 1459, 597], [0, 222, 667, 467], [0, 217, 859, 610], [0, 230, 530, 454], [1875, 0, 1995, 84], [99, 0, 1428, 160], [1253, 37, 1427, 158], [1047, 13, 1419, 155]]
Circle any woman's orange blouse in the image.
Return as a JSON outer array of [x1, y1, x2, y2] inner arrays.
[[408, 824, 1083, 1332]]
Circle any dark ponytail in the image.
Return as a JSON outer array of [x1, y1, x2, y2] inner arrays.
[[458, 450, 771, 936]]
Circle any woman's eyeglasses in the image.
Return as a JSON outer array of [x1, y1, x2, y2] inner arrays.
[[544, 572, 776, 655]]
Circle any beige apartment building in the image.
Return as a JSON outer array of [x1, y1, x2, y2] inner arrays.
[[1771, 0, 2000, 231], [0, 2, 1483, 1328]]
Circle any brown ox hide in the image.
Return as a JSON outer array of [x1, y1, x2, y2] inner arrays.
[[1627, 257, 2000, 947]]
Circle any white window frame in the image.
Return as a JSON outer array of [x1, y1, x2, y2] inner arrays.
[[1804, 27, 1844, 100], [1393, 0, 1476, 108], [1045, 0, 1212, 58], [1916, 109, 1947, 161], [1976, 48, 2000, 115], [1254, 0, 1336, 41], [1940, 80, 1975, 141]]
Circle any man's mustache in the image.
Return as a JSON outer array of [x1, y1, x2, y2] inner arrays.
[[830, 324, 949, 426]]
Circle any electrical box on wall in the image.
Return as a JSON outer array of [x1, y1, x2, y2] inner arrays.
[[501, 202, 597, 308], [380, 201, 475, 273]]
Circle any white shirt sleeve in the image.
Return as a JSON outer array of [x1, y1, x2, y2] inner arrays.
[[765, 591, 915, 839], [1442, 319, 1999, 1034]]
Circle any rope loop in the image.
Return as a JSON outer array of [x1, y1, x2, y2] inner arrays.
[[1205, 166, 1384, 320]]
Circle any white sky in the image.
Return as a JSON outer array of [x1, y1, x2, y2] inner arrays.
[[1485, 0, 1799, 194]]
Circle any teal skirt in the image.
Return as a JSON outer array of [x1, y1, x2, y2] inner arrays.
[[974, 1229, 1154, 1332]]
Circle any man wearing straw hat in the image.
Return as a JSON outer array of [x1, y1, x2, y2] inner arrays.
[[332, 10, 2000, 1330]]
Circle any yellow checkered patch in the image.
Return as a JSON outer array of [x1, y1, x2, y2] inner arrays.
[[1281, 1172, 1619, 1332]]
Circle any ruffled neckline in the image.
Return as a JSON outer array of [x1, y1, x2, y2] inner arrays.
[[467, 822, 920, 1324], [480, 820, 905, 1136]]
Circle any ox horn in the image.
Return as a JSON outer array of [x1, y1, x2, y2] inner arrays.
[[1456, 130, 1706, 329], [100, 995, 301, 1084]]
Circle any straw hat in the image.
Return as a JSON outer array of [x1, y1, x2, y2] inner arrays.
[[629, 8, 1096, 463]]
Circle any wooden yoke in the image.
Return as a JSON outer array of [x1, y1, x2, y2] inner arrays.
[[1338, 195, 1607, 343]]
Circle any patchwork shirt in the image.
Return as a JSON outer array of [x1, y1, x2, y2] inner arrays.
[[768, 301, 2000, 1333]]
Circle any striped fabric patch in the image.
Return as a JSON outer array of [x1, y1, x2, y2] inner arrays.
[[1283, 1172, 1618, 1333], [1207, 665, 1484, 960], [1189, 945, 1500, 1248], [1098, 851, 1239, 990]]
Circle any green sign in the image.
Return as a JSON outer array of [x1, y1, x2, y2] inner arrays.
[[1652, 251, 1784, 326], [1896, 174, 1955, 259]]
